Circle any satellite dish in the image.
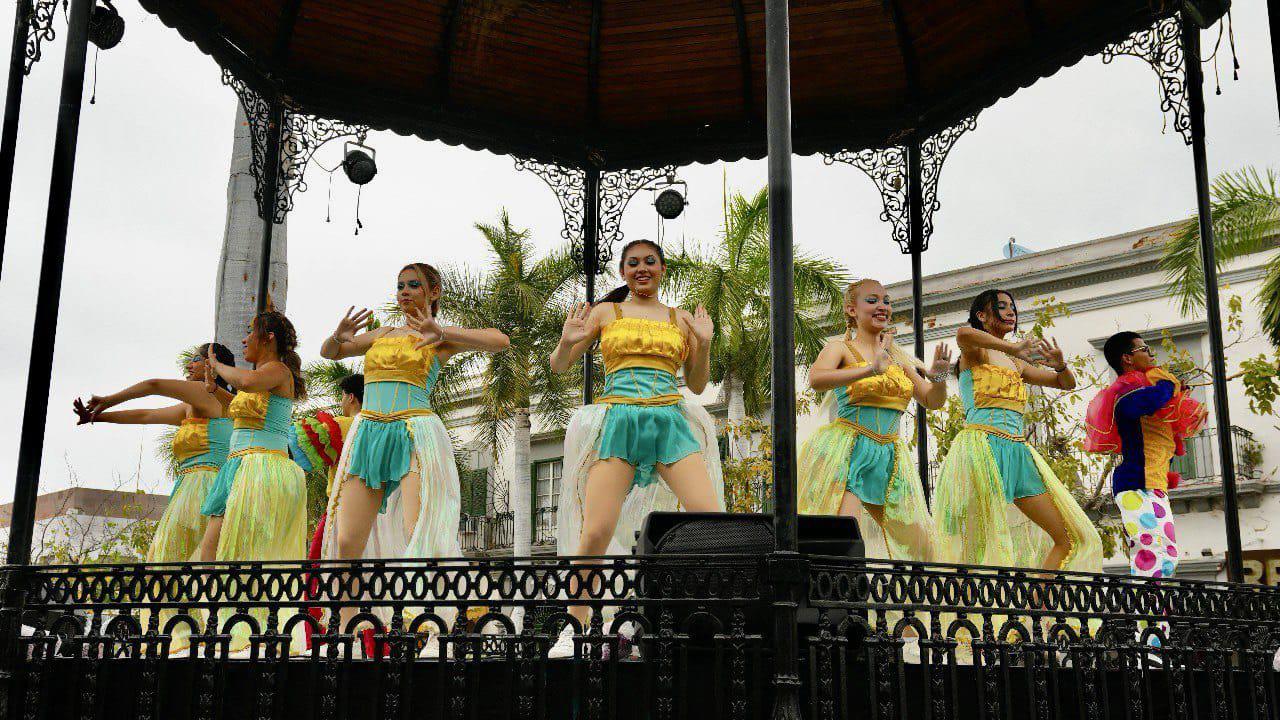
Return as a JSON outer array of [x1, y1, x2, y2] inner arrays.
[[1002, 237, 1034, 259]]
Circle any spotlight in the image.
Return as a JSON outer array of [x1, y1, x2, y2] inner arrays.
[[89, 0, 125, 50], [342, 141, 377, 185], [652, 174, 687, 220]]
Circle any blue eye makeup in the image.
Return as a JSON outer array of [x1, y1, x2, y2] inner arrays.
[[397, 280, 424, 291]]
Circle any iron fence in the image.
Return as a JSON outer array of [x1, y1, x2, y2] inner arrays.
[[458, 509, 559, 554], [1, 556, 1277, 719]]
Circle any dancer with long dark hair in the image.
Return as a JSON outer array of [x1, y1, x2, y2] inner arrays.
[[195, 309, 309, 655], [798, 279, 950, 561], [73, 342, 236, 565], [549, 239, 725, 658], [318, 263, 508, 656], [932, 289, 1102, 572]]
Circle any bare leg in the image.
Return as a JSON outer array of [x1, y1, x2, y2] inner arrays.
[[567, 458, 635, 628], [654, 452, 720, 512], [331, 476, 385, 639], [1013, 493, 1072, 571], [197, 517, 223, 562], [398, 459, 423, 541]]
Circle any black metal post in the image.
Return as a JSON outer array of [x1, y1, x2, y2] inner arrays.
[[1183, 19, 1244, 584], [765, 0, 801, 717], [0, 0, 34, 281], [906, 140, 931, 503], [1270, 0, 1280, 124], [255, 100, 284, 314], [6, 0, 93, 566], [582, 166, 601, 403]]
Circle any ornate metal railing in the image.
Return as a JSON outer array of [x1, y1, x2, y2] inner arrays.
[[459, 510, 560, 554], [1173, 425, 1261, 486], [2, 556, 1278, 719]]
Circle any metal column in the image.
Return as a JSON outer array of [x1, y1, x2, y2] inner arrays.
[[7, 0, 93, 565], [906, 139, 931, 502], [255, 100, 284, 314], [1183, 19, 1244, 583], [0, 0, 35, 281], [582, 166, 601, 403]]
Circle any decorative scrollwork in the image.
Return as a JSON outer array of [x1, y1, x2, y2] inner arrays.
[[597, 165, 677, 265], [513, 157, 586, 246], [1101, 14, 1192, 145], [515, 159, 676, 274], [823, 115, 976, 254], [917, 114, 978, 249], [222, 69, 371, 223], [822, 145, 909, 251], [24, 0, 59, 74]]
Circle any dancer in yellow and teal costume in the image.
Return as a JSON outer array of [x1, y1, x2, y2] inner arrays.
[[933, 289, 1102, 573], [798, 279, 951, 562], [318, 263, 509, 657], [72, 342, 236, 566], [195, 309, 310, 655], [549, 240, 725, 659]]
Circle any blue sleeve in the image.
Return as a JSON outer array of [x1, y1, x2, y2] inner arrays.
[[1115, 380, 1176, 420]]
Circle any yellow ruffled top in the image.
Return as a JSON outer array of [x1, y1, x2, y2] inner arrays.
[[970, 363, 1028, 412], [229, 390, 270, 429], [600, 304, 687, 376], [844, 343, 913, 411], [365, 335, 437, 388], [172, 418, 211, 462]]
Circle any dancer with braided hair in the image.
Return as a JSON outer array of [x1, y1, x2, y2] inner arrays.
[[797, 279, 950, 563]]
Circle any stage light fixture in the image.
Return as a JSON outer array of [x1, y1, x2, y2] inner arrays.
[[342, 142, 377, 185], [89, 0, 125, 50], [652, 174, 687, 220]]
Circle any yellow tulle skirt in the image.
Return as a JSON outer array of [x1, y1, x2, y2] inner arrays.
[[142, 468, 215, 652], [933, 429, 1102, 572], [211, 452, 308, 654], [797, 421, 935, 562]]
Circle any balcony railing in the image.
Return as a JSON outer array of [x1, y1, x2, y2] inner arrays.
[[459, 507, 559, 553], [3, 556, 1279, 719]]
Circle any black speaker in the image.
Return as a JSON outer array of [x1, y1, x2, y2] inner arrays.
[[635, 513, 862, 641]]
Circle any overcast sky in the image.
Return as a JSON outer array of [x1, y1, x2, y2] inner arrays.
[[0, 1, 1277, 504]]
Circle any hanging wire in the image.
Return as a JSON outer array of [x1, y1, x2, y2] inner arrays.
[[89, 47, 98, 104], [354, 185, 364, 235], [324, 168, 335, 223]]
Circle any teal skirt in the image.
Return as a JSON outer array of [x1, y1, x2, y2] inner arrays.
[[345, 418, 413, 509], [842, 406, 904, 506], [597, 403, 701, 488], [201, 454, 243, 517], [968, 407, 1048, 501]]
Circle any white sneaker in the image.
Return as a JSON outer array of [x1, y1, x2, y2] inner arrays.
[[547, 627, 575, 659]]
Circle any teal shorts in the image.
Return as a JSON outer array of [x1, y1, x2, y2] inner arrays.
[[984, 434, 1049, 501], [596, 403, 700, 488], [845, 435, 896, 505]]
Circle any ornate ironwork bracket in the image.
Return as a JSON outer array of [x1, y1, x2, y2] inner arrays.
[[822, 114, 977, 254], [222, 69, 370, 223], [1101, 14, 1192, 146], [24, 0, 59, 74], [515, 159, 677, 271]]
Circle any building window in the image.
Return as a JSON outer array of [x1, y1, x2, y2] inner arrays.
[[534, 459, 562, 512]]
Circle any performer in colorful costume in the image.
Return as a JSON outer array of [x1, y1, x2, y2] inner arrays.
[[197, 309, 310, 655], [73, 343, 237, 650], [549, 239, 724, 658], [933, 289, 1102, 573], [292, 374, 361, 650], [73, 343, 236, 565], [798, 279, 951, 562], [1086, 332, 1206, 579], [318, 263, 509, 657]]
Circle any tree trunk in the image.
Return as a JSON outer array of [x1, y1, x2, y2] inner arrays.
[[725, 377, 749, 459], [214, 103, 288, 366], [509, 409, 532, 631]]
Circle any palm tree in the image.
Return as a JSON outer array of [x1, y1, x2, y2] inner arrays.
[[666, 186, 848, 454], [1160, 166, 1280, 347], [441, 210, 582, 565]]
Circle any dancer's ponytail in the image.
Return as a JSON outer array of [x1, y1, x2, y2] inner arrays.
[[598, 285, 631, 305], [253, 310, 308, 401]]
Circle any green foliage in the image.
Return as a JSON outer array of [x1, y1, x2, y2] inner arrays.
[[667, 186, 848, 416], [1161, 166, 1280, 346], [719, 392, 816, 513], [443, 210, 583, 462]]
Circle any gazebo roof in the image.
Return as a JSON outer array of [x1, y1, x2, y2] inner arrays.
[[140, 0, 1175, 169]]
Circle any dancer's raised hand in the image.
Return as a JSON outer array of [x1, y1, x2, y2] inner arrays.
[[559, 302, 594, 346], [407, 305, 445, 349], [72, 397, 97, 425], [868, 332, 893, 375], [203, 349, 218, 393], [1008, 335, 1038, 364], [929, 343, 954, 377], [690, 304, 714, 344], [333, 306, 373, 345], [1037, 337, 1066, 370]]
